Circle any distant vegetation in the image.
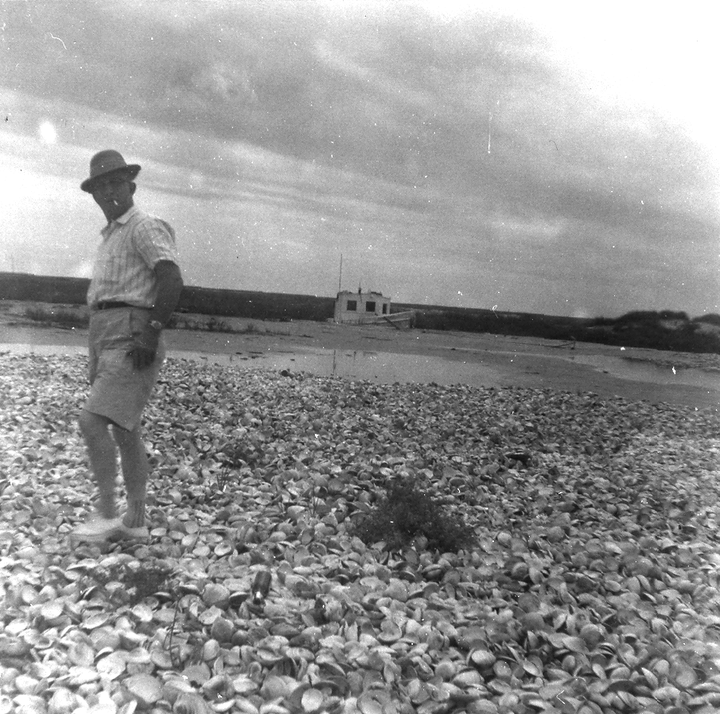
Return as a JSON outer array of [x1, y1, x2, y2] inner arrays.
[[405, 305, 720, 354], [2, 272, 718, 354], [22, 306, 89, 329], [17, 306, 263, 336], [0, 272, 335, 322]]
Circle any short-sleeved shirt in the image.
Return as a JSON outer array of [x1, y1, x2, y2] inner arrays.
[[86, 205, 180, 309]]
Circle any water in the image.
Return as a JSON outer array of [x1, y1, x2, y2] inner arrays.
[[171, 347, 720, 393], [176, 349, 508, 387], [570, 353, 719, 389], [2, 342, 718, 393]]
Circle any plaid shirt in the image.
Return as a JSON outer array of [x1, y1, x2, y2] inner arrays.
[[87, 206, 180, 309]]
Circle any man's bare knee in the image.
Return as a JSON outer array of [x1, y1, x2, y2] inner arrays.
[[112, 424, 142, 449], [79, 409, 111, 439]]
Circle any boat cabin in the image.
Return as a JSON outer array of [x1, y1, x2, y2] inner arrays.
[[334, 290, 391, 324]]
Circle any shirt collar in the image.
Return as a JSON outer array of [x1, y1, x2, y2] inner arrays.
[[101, 205, 138, 237], [114, 205, 138, 226]]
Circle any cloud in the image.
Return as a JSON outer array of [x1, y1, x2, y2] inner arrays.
[[2, 1, 718, 317]]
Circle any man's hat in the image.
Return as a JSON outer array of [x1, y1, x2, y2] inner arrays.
[[81, 150, 141, 192]]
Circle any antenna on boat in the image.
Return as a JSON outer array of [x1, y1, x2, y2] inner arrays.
[[338, 253, 343, 293]]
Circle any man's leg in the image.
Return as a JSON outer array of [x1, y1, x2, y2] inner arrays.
[[78, 409, 118, 519], [112, 425, 149, 528]]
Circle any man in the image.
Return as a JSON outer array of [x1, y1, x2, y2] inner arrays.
[[71, 149, 183, 543]]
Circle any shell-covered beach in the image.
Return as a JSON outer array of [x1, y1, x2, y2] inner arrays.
[[1, 329, 719, 713]]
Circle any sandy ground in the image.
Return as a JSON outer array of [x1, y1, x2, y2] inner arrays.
[[1, 304, 719, 410]]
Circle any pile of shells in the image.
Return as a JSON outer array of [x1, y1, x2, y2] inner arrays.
[[1, 353, 719, 714]]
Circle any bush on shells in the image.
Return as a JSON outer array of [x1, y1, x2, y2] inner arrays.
[[352, 477, 476, 552], [88, 558, 176, 606]]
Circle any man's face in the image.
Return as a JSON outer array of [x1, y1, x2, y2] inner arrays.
[[91, 172, 135, 222]]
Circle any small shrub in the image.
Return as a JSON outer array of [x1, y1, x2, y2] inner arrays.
[[89, 558, 175, 605], [238, 322, 263, 334], [658, 309, 689, 321], [24, 306, 88, 328], [206, 316, 233, 333], [695, 313, 720, 327], [352, 478, 476, 553]]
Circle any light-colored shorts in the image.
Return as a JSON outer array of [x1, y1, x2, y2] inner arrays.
[[84, 307, 166, 431]]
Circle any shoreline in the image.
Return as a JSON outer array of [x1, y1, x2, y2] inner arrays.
[[1, 314, 719, 411]]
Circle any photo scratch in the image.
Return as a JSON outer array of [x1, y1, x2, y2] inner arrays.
[[48, 32, 67, 50], [487, 112, 492, 154]]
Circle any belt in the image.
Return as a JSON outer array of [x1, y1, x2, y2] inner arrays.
[[95, 301, 136, 310]]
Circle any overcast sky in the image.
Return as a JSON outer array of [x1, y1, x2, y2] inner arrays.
[[1, 0, 718, 317]]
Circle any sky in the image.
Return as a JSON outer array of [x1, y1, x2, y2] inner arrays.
[[1, 0, 718, 318]]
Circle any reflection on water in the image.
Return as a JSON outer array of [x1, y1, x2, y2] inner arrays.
[[171, 349, 505, 387], [266, 350, 507, 387], [2, 343, 719, 392], [173, 348, 720, 391], [0, 343, 504, 387]]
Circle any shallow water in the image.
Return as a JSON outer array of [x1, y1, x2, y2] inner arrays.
[[570, 353, 719, 389], [176, 349, 509, 387], [2, 342, 719, 393]]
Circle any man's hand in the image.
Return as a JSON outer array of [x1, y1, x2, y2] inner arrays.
[[126, 261, 182, 370], [128, 324, 160, 369]]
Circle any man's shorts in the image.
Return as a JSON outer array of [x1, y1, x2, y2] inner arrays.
[[84, 307, 166, 431]]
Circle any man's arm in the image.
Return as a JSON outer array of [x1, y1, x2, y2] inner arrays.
[[149, 260, 184, 326], [129, 261, 184, 369]]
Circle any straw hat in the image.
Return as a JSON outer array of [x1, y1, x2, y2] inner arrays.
[[80, 150, 141, 192]]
